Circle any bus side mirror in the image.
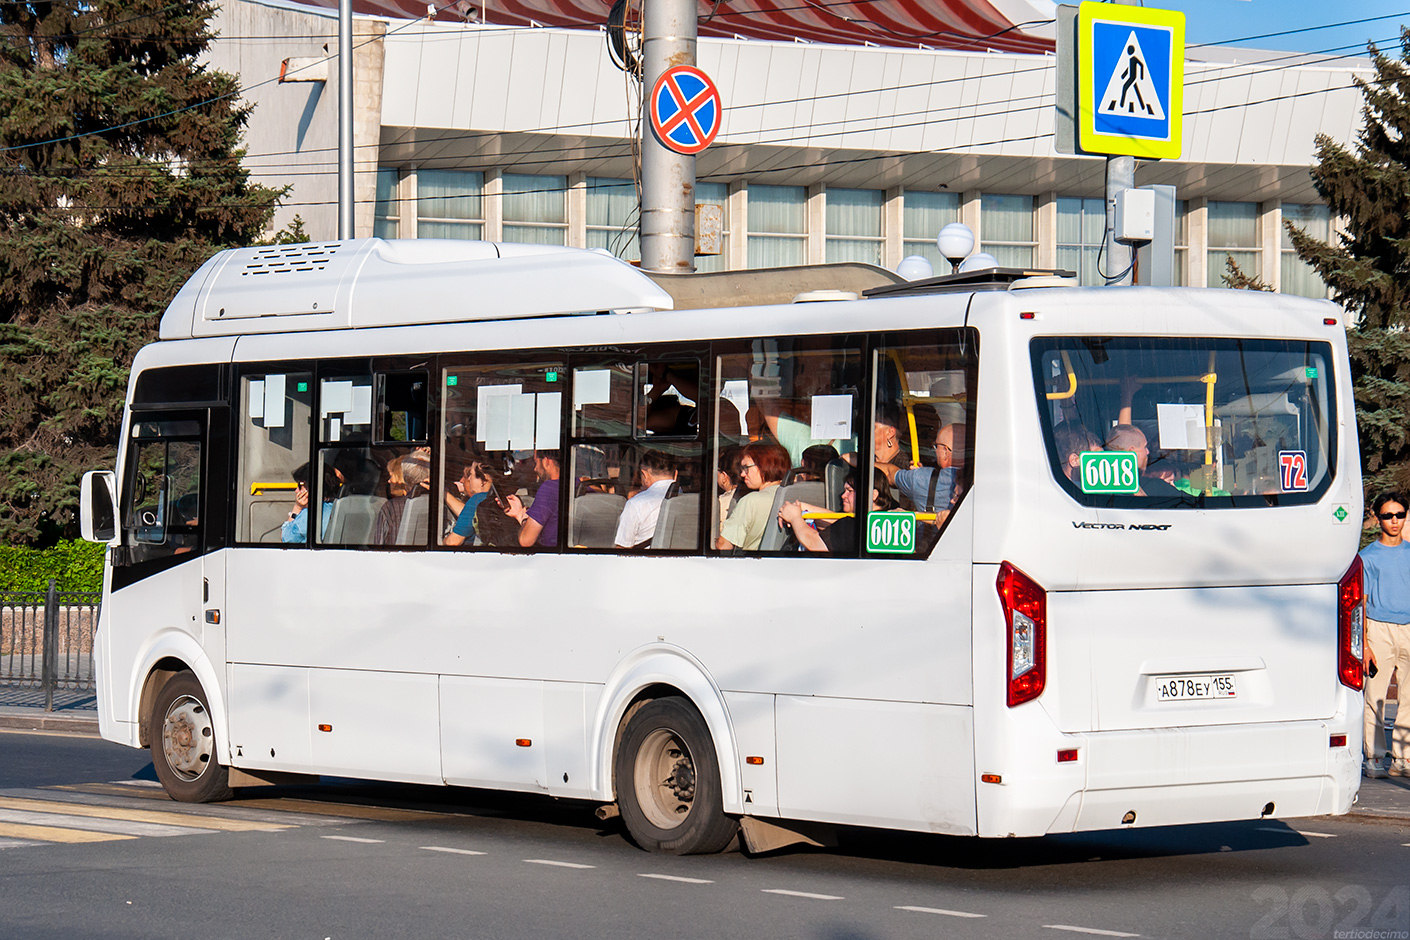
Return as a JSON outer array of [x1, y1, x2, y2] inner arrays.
[[81, 470, 120, 546]]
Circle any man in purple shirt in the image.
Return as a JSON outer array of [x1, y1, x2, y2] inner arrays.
[[505, 451, 560, 548]]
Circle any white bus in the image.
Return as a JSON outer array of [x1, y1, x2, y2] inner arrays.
[[82, 238, 1366, 854]]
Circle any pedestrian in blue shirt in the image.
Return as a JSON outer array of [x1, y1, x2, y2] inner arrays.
[[1359, 492, 1410, 778]]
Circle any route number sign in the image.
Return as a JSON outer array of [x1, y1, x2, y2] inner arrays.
[[867, 511, 916, 554]]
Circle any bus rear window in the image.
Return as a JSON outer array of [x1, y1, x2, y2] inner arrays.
[[1032, 337, 1336, 508]]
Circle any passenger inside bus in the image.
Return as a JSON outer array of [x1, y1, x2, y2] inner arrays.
[[283, 462, 337, 544], [777, 468, 894, 553], [1103, 425, 1183, 499], [504, 451, 561, 548], [614, 451, 679, 549], [716, 442, 789, 551], [1053, 424, 1102, 484], [444, 461, 494, 547], [894, 422, 964, 516], [373, 451, 431, 545], [871, 402, 911, 482]]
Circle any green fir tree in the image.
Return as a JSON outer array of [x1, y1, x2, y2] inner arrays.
[[1286, 28, 1410, 495], [0, 0, 281, 544]]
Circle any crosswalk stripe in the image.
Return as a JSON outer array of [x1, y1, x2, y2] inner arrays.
[[0, 808, 213, 839], [53, 786, 439, 823], [0, 797, 287, 833], [16, 788, 364, 827], [0, 838, 43, 849], [0, 822, 134, 844]]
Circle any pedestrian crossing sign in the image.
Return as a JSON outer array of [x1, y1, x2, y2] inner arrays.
[[1078, 1, 1184, 160]]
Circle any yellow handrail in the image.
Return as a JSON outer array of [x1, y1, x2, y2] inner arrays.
[[1046, 351, 1078, 400], [251, 482, 298, 495]]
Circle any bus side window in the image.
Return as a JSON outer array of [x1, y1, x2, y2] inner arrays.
[[235, 372, 314, 545], [441, 361, 565, 550], [869, 333, 975, 557]]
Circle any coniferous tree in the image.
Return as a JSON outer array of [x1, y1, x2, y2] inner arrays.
[[1287, 29, 1410, 495], [0, 0, 280, 544]]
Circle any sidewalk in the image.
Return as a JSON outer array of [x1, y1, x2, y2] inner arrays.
[[0, 683, 98, 733]]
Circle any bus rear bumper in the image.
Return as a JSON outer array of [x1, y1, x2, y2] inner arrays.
[[978, 717, 1360, 837]]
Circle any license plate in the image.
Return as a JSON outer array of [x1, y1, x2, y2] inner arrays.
[[1155, 674, 1237, 701]]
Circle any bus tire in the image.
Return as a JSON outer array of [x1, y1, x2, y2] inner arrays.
[[614, 697, 738, 855], [148, 671, 232, 803]]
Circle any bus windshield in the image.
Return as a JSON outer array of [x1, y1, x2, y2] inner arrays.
[[1032, 336, 1337, 509]]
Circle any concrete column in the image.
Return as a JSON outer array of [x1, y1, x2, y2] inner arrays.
[[639, 0, 697, 273], [728, 181, 748, 269], [1188, 197, 1208, 288], [400, 166, 417, 238], [884, 187, 904, 270], [962, 190, 982, 248], [1260, 199, 1282, 292], [568, 173, 588, 248], [350, 17, 386, 240], [484, 170, 503, 242], [807, 184, 826, 265], [1036, 192, 1058, 268]]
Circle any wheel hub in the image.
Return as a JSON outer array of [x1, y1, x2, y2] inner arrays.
[[634, 729, 698, 831], [162, 694, 214, 782]]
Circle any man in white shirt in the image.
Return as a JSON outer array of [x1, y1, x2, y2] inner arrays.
[[614, 451, 678, 549]]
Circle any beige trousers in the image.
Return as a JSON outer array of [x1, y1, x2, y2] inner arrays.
[[1364, 616, 1410, 760]]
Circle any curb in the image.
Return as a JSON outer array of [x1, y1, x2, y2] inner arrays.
[[0, 708, 99, 735]]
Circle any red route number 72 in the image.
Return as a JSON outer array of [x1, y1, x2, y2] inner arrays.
[[1279, 450, 1308, 492]]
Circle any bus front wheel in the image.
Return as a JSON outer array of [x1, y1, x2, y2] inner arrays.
[[614, 697, 738, 854], [148, 671, 233, 803]]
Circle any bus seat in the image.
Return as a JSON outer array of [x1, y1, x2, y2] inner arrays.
[[824, 458, 850, 512], [324, 494, 386, 544], [395, 495, 429, 545], [651, 491, 700, 550], [759, 480, 826, 551], [570, 492, 626, 547]]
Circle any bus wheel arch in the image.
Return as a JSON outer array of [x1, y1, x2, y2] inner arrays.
[[595, 647, 744, 818], [137, 658, 187, 748]]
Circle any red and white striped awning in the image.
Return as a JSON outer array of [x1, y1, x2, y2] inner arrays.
[[288, 0, 1055, 55]]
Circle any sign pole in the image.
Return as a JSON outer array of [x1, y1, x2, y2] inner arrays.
[[640, 0, 697, 274], [1102, 0, 1138, 286], [337, 0, 354, 240]]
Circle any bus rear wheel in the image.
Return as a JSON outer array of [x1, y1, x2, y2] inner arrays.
[[614, 697, 738, 854], [148, 671, 232, 803]]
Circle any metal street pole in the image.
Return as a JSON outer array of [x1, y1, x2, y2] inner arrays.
[[639, 0, 696, 274], [338, 0, 354, 240], [1103, 0, 1139, 286]]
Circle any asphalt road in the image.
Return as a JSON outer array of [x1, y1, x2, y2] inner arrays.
[[1, 729, 1408, 940]]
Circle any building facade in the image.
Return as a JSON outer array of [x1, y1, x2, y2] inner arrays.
[[208, 0, 1366, 294]]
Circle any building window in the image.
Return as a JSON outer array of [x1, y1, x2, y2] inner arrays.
[[1056, 197, 1105, 285], [695, 182, 730, 273], [1173, 200, 1188, 286], [981, 194, 1035, 267], [503, 173, 568, 245], [825, 188, 883, 265], [1207, 201, 1259, 288], [1281, 203, 1331, 298], [747, 184, 807, 268], [587, 178, 640, 262], [902, 191, 960, 270], [417, 169, 484, 240], [374, 168, 399, 239]]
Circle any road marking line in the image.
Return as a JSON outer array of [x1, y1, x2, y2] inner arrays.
[[638, 873, 714, 884], [321, 835, 384, 843], [524, 859, 595, 869], [51, 785, 432, 821], [1043, 926, 1140, 937], [0, 838, 43, 849], [0, 808, 212, 839], [1255, 827, 1335, 838], [0, 797, 286, 832], [106, 780, 164, 788], [895, 905, 986, 918], [0, 822, 134, 844], [762, 889, 844, 900], [421, 846, 487, 856], [11, 788, 348, 828]]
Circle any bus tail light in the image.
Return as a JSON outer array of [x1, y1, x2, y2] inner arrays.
[[1337, 556, 1365, 691], [997, 562, 1047, 707]]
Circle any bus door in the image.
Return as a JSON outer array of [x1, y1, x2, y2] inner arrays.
[[107, 409, 228, 715]]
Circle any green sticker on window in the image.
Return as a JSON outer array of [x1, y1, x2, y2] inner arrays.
[[867, 511, 916, 554], [1079, 451, 1139, 494], [446, 376, 459, 386], [1305, 366, 1319, 379], [546, 371, 559, 382], [297, 381, 308, 392]]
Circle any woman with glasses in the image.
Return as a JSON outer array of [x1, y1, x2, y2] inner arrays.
[[1359, 491, 1410, 778], [777, 468, 894, 554], [716, 442, 789, 552]]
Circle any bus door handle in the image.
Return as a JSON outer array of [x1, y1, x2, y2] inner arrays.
[[204, 609, 221, 625]]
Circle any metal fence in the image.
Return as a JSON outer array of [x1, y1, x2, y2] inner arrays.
[[0, 580, 100, 710]]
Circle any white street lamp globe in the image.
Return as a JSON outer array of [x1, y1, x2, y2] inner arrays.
[[896, 255, 934, 281], [958, 251, 999, 273], [936, 222, 976, 266]]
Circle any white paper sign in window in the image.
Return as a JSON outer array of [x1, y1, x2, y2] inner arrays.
[[349, 384, 373, 426], [321, 380, 354, 418], [573, 369, 612, 408], [810, 394, 852, 440], [1156, 403, 1206, 450], [721, 380, 750, 436], [263, 374, 287, 429], [477, 385, 520, 452], [248, 379, 265, 420], [536, 392, 562, 449]]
